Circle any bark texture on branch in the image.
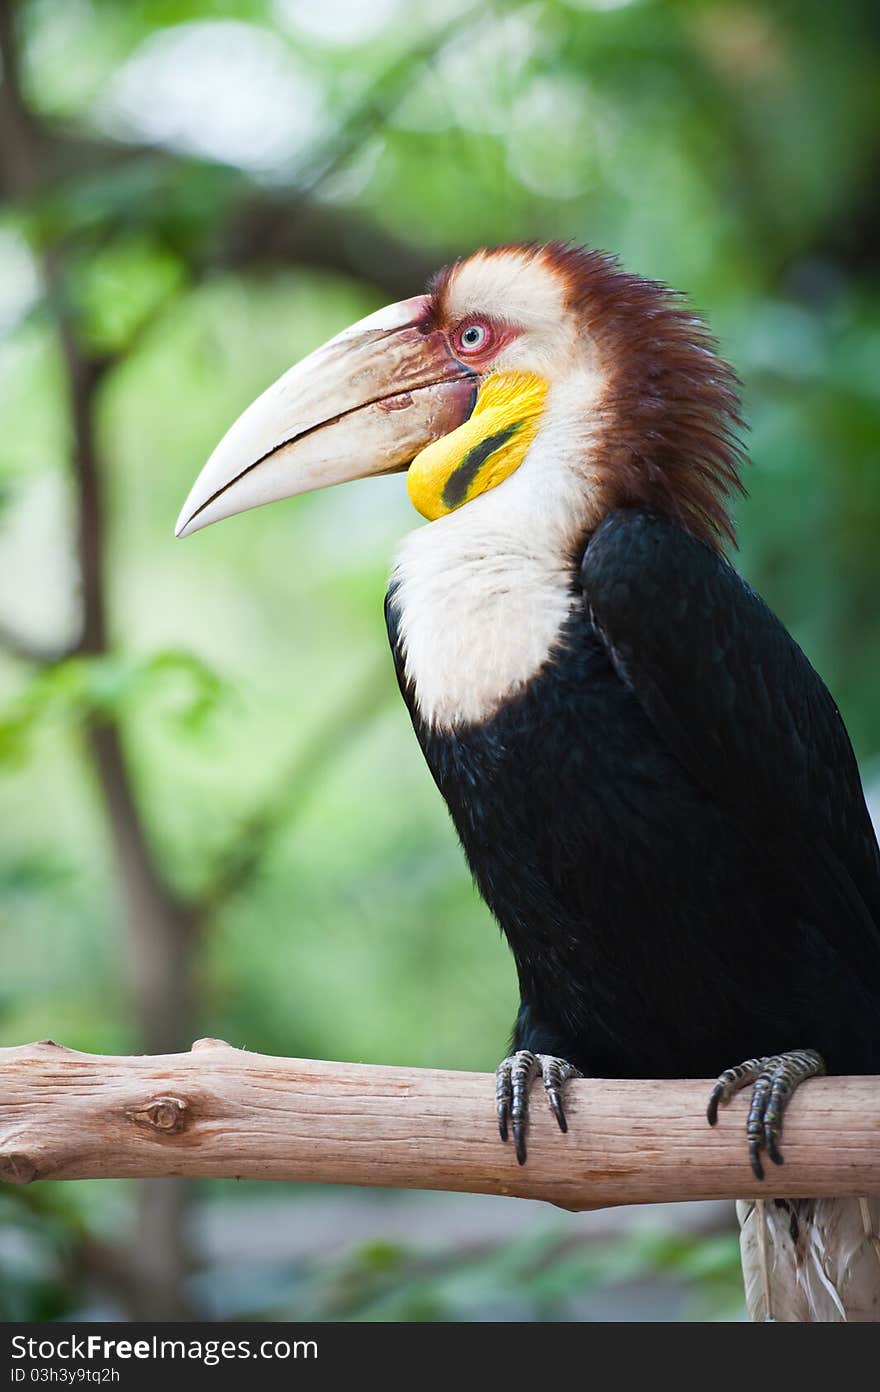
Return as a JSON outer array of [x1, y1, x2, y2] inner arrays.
[[1, 1041, 878, 1209]]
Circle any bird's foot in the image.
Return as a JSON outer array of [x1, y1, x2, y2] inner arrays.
[[495, 1050, 582, 1165], [706, 1048, 825, 1180]]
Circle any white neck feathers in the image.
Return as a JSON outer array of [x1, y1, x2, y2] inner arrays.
[[391, 373, 602, 731]]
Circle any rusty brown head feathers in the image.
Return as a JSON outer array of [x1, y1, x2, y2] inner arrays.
[[430, 241, 746, 551]]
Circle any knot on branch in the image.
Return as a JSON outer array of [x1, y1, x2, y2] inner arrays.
[[128, 1096, 189, 1135], [0, 1152, 38, 1185]]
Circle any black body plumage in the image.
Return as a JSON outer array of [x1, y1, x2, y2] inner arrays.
[[386, 510, 880, 1080]]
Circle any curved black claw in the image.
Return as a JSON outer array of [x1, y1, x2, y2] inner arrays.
[[706, 1048, 825, 1180], [495, 1050, 582, 1165]]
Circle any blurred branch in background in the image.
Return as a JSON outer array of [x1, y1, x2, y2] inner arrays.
[[196, 661, 391, 916]]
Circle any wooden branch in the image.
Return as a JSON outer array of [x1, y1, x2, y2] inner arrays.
[[1, 1041, 878, 1209]]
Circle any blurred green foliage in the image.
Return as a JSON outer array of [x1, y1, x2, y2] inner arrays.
[[288, 1224, 745, 1323], [0, 0, 878, 1322], [212, 1219, 745, 1322]]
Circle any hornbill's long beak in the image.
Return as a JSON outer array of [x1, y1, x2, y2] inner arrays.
[[175, 295, 476, 538]]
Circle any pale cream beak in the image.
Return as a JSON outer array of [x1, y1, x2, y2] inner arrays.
[[175, 295, 476, 538]]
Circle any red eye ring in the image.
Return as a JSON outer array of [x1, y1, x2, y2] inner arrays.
[[452, 320, 494, 356]]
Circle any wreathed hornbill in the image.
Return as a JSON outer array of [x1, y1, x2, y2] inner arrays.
[[178, 243, 880, 1320]]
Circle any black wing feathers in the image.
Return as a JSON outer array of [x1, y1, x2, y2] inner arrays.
[[581, 510, 880, 984]]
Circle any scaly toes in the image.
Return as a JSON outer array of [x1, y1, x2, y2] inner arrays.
[[746, 1067, 774, 1180], [495, 1054, 515, 1143], [540, 1054, 582, 1134], [706, 1056, 769, 1127], [510, 1050, 539, 1164], [753, 1049, 824, 1179], [707, 1048, 825, 1180], [495, 1050, 582, 1165], [495, 1050, 539, 1162], [495, 1052, 515, 1141]]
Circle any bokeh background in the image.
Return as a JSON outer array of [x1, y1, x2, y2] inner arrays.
[[1, 0, 878, 1322]]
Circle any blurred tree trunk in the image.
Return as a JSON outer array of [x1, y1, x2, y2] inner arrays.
[[1, 0, 434, 1319], [58, 232, 197, 1320], [55, 318, 201, 1062], [0, 0, 196, 1320], [47, 153, 198, 1336]]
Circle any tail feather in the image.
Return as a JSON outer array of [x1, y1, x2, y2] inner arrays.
[[738, 1197, 880, 1322]]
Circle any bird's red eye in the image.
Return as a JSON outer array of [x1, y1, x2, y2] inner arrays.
[[453, 321, 493, 356]]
